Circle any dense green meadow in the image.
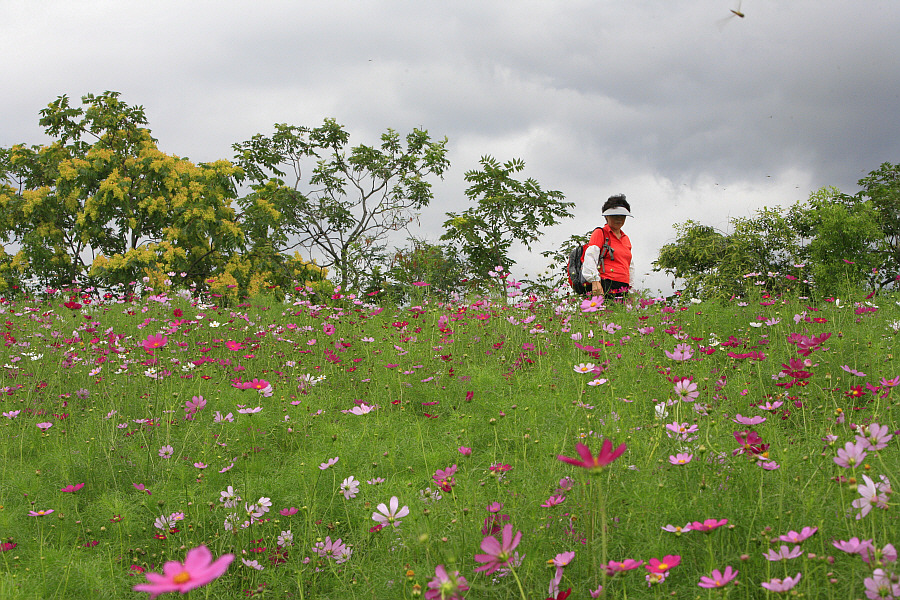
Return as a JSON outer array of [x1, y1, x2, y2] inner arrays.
[[0, 281, 898, 599]]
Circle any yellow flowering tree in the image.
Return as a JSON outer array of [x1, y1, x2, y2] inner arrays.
[[1, 92, 244, 292]]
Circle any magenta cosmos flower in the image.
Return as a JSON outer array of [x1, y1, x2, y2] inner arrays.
[[474, 523, 523, 575], [698, 566, 738, 588], [645, 555, 681, 574], [557, 439, 626, 473], [133, 545, 234, 599], [141, 333, 168, 353]]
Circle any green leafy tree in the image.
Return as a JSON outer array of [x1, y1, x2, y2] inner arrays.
[[789, 186, 884, 294], [233, 120, 450, 291], [441, 156, 574, 283], [856, 162, 900, 287], [654, 221, 730, 297], [1, 92, 244, 291], [384, 237, 469, 303]]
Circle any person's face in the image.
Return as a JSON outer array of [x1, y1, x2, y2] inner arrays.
[[606, 215, 627, 231]]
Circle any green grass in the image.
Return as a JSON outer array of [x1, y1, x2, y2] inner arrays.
[[0, 286, 897, 599]]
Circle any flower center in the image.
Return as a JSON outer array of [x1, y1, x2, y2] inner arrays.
[[172, 571, 191, 584]]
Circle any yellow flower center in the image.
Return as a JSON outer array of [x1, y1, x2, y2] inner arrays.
[[658, 562, 669, 570], [172, 571, 191, 584]]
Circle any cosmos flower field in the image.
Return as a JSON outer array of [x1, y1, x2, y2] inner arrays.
[[0, 280, 898, 599]]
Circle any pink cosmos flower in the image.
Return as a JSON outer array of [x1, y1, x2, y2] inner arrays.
[[141, 333, 168, 353], [853, 475, 889, 519], [133, 483, 151, 495], [764, 545, 803, 561], [834, 440, 868, 468], [645, 555, 681, 574], [602, 559, 644, 577], [661, 524, 692, 535], [541, 495, 566, 507], [664, 343, 693, 361], [133, 545, 234, 599], [760, 572, 801, 592], [433, 465, 457, 492], [673, 378, 699, 401], [340, 476, 360, 499], [580, 296, 605, 313], [425, 565, 469, 600], [29, 509, 54, 516], [557, 439, 626, 472], [690, 518, 727, 532], [319, 457, 339, 470], [458, 446, 472, 456], [474, 523, 523, 575], [669, 453, 693, 465], [733, 414, 766, 425], [833, 537, 875, 555], [60, 483, 85, 493], [864, 569, 899, 600], [371, 496, 409, 528], [37, 422, 53, 431], [777, 527, 817, 544], [856, 423, 893, 451], [185, 396, 206, 414], [280, 507, 298, 516], [697, 566, 738, 588]]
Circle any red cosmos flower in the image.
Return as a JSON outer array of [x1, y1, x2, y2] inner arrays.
[[846, 385, 867, 399], [557, 440, 626, 473]]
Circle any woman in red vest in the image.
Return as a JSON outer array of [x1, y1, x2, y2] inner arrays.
[[582, 194, 633, 298]]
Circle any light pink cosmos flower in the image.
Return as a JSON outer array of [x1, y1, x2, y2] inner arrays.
[[474, 523, 522, 575], [29, 509, 54, 516], [425, 565, 469, 600], [764, 545, 803, 561], [834, 440, 868, 468], [133, 545, 234, 599], [673, 378, 699, 401], [319, 456, 339, 470], [856, 422, 893, 451], [548, 551, 575, 597], [777, 527, 817, 544], [661, 524, 692, 535], [669, 453, 693, 465], [864, 569, 899, 600], [860, 543, 898, 565], [853, 475, 889, 519], [340, 476, 360, 499], [372, 496, 410, 528], [733, 414, 766, 425], [664, 343, 694, 361], [760, 572, 801, 592], [37, 422, 53, 431], [602, 559, 644, 577], [698, 566, 738, 588], [832, 537, 875, 555], [573, 363, 596, 374]]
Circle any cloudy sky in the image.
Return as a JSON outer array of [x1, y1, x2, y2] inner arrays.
[[3, 0, 898, 294]]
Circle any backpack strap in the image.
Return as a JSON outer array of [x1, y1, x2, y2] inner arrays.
[[583, 227, 614, 274]]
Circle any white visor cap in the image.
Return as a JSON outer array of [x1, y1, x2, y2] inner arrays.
[[602, 207, 633, 217]]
